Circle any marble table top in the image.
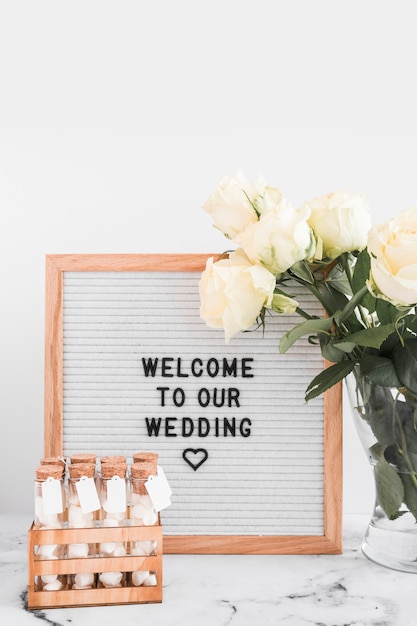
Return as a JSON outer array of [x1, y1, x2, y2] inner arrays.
[[0, 513, 415, 625]]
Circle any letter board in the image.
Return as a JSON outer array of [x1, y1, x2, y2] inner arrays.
[[44, 254, 342, 554]]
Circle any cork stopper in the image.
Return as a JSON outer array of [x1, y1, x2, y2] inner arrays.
[[100, 463, 127, 479], [40, 456, 66, 469], [130, 456, 158, 476], [100, 455, 126, 465], [68, 462, 96, 479], [131, 462, 155, 495], [35, 464, 64, 481], [132, 452, 159, 466], [130, 462, 156, 479], [70, 453, 97, 465]]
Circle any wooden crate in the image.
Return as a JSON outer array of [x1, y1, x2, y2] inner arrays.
[[28, 522, 163, 609]]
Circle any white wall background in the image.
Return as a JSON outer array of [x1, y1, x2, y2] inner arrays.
[[1, 0, 416, 516]]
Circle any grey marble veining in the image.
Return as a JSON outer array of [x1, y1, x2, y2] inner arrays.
[[0, 514, 415, 625]]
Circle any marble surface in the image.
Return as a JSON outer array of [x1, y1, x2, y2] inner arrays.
[[1, 514, 416, 625]]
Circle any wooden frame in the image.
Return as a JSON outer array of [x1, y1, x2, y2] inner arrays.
[[44, 254, 342, 555], [28, 522, 163, 609]]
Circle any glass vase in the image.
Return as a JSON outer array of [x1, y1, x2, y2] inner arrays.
[[346, 367, 417, 573]]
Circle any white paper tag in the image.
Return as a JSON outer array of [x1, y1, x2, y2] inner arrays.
[[76, 476, 101, 514], [41, 477, 64, 515], [105, 476, 127, 513], [156, 465, 173, 496], [145, 466, 172, 512]]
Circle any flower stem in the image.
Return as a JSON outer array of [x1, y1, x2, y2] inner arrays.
[[295, 306, 314, 320], [291, 275, 333, 317]]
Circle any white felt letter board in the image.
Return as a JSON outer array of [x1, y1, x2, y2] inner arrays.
[[44, 254, 342, 554]]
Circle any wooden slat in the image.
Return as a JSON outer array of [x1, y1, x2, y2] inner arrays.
[[27, 586, 162, 609], [44, 256, 63, 456]]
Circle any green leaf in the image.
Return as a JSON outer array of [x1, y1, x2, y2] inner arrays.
[[335, 285, 370, 326], [359, 354, 402, 388], [331, 341, 356, 354], [335, 323, 396, 349], [394, 338, 417, 396], [400, 473, 417, 522], [305, 360, 356, 401], [369, 442, 388, 463], [374, 458, 404, 520], [321, 284, 350, 316], [362, 292, 378, 314], [380, 330, 404, 356], [351, 250, 377, 313], [289, 261, 315, 284], [376, 298, 402, 325], [326, 264, 352, 296], [352, 249, 370, 290], [366, 389, 399, 447], [279, 317, 333, 354], [319, 336, 347, 363]]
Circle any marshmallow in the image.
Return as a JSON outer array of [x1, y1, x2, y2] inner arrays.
[[99, 571, 123, 588], [131, 540, 157, 556], [102, 499, 126, 516], [41, 574, 58, 584], [143, 573, 157, 587], [142, 510, 158, 526], [131, 503, 150, 518], [105, 510, 126, 521], [113, 544, 127, 557], [68, 504, 94, 527], [74, 572, 95, 588], [99, 541, 117, 555], [130, 496, 157, 526], [68, 543, 89, 558], [131, 571, 157, 586], [71, 520, 94, 529], [40, 513, 62, 529], [101, 517, 118, 528], [68, 504, 84, 525], [99, 540, 126, 556], [130, 493, 152, 506], [68, 491, 80, 506], [43, 580, 63, 591], [131, 494, 153, 507], [37, 544, 59, 558], [131, 570, 149, 586], [34, 496, 44, 519], [34, 481, 64, 529]]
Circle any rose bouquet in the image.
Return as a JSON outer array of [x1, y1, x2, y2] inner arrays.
[[199, 172, 417, 526], [200, 172, 417, 401]]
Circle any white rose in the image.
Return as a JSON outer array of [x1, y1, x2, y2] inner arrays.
[[305, 191, 371, 260], [199, 249, 276, 342], [233, 202, 316, 276], [367, 206, 417, 306], [252, 184, 283, 216], [203, 171, 282, 239]]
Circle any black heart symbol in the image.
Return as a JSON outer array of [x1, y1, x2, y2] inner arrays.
[[182, 448, 209, 471]]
